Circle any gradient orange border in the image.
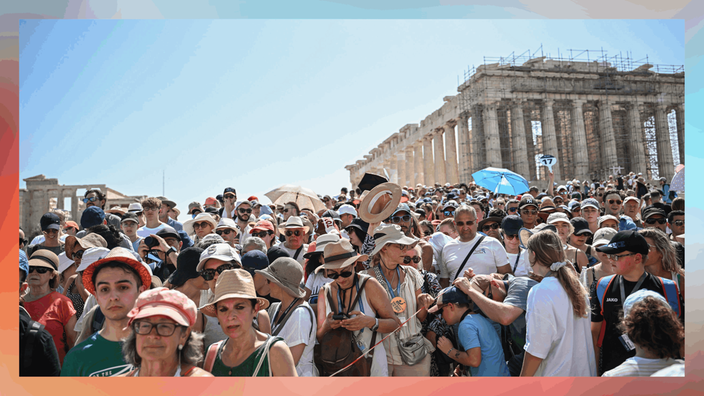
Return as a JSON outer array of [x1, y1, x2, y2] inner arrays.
[[1, 2, 699, 395]]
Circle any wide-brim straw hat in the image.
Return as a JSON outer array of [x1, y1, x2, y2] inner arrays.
[[183, 213, 218, 235], [370, 224, 419, 256], [200, 269, 269, 317], [106, 206, 127, 216], [65, 233, 108, 260], [358, 182, 402, 223], [315, 239, 368, 273], [82, 247, 153, 295], [255, 257, 306, 299], [278, 216, 310, 235]]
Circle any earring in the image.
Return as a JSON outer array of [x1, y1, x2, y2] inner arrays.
[[178, 344, 183, 351]]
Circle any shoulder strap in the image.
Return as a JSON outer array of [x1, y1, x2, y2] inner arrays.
[[252, 336, 277, 377], [294, 245, 304, 261], [204, 340, 224, 373], [512, 248, 522, 273], [347, 276, 369, 315], [453, 236, 486, 281], [372, 266, 386, 295], [596, 275, 617, 348], [324, 284, 337, 315], [657, 276, 682, 317], [23, 320, 45, 370], [271, 302, 306, 337], [267, 302, 281, 323]]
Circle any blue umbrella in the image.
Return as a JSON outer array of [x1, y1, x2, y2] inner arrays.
[[471, 167, 530, 195]]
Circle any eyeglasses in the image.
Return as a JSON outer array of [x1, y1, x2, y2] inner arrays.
[[608, 199, 622, 205], [520, 210, 537, 215], [455, 220, 475, 227], [504, 234, 519, 240], [28, 267, 52, 274], [82, 196, 99, 203], [389, 215, 411, 224], [403, 256, 421, 265], [133, 321, 182, 337], [673, 220, 684, 226], [224, 194, 236, 199], [200, 263, 234, 281], [423, 230, 433, 237], [607, 253, 636, 261], [285, 230, 303, 237], [327, 270, 353, 280], [43, 229, 59, 234], [443, 211, 455, 217], [482, 223, 500, 232], [238, 208, 252, 214], [252, 231, 271, 238], [193, 222, 211, 229], [216, 229, 235, 236], [390, 243, 410, 252], [73, 250, 84, 260], [647, 243, 656, 250], [645, 218, 666, 225], [507, 207, 518, 213], [283, 208, 292, 213], [20, 238, 28, 245], [143, 207, 158, 212]]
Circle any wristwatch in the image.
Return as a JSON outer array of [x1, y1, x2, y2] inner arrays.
[[371, 317, 379, 332], [166, 246, 177, 256]]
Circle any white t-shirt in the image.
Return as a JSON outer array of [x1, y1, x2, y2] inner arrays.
[[137, 223, 166, 238], [304, 272, 333, 305], [440, 235, 509, 279], [507, 249, 531, 278], [270, 302, 317, 377], [280, 244, 309, 265], [524, 277, 596, 377], [30, 234, 68, 245]]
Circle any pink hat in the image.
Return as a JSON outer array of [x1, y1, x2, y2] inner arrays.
[[127, 287, 198, 327], [205, 197, 217, 205], [249, 220, 275, 234]]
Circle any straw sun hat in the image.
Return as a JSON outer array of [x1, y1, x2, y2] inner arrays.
[[200, 269, 269, 317]]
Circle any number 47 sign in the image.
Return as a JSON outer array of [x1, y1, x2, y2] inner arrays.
[[538, 155, 557, 172]]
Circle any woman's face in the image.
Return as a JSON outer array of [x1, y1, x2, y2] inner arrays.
[[644, 237, 661, 268], [347, 229, 362, 247], [327, 264, 356, 289], [284, 205, 296, 221], [194, 221, 214, 239], [134, 315, 189, 364], [381, 243, 408, 266], [27, 265, 55, 288], [571, 233, 589, 247], [216, 298, 258, 338]]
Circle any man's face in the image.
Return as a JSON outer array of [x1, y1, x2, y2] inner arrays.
[[470, 204, 484, 221], [340, 213, 354, 229], [389, 211, 412, 236], [624, 200, 639, 218], [644, 215, 667, 232], [94, 267, 144, 322], [669, 215, 684, 236], [284, 227, 305, 248], [159, 204, 170, 220], [223, 192, 236, 207], [85, 192, 104, 209], [236, 204, 252, 222], [283, 205, 296, 221], [143, 205, 160, 222], [604, 194, 622, 215], [439, 223, 458, 239], [582, 206, 599, 223], [519, 205, 538, 226], [454, 211, 477, 242], [217, 227, 238, 245], [121, 220, 139, 237], [506, 203, 519, 216], [480, 221, 500, 239], [609, 251, 641, 276]]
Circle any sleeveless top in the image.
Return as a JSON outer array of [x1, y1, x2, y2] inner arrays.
[[66, 279, 85, 319], [210, 335, 284, 377]]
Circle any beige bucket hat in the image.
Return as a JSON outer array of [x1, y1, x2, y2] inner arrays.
[[315, 239, 368, 273], [200, 269, 269, 317], [255, 257, 306, 298]]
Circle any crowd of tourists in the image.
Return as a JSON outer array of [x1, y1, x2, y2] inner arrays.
[[19, 171, 684, 377]]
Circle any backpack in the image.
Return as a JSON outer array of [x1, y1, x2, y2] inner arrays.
[[313, 276, 374, 376], [595, 274, 681, 347], [22, 319, 45, 371]]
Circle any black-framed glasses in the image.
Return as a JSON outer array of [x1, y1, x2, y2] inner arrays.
[[673, 220, 684, 226], [216, 229, 235, 236], [645, 218, 666, 225], [285, 230, 302, 237], [607, 253, 636, 261], [82, 196, 99, 203], [28, 267, 51, 274], [252, 231, 271, 238], [507, 207, 518, 213], [200, 263, 234, 281], [391, 243, 410, 252], [238, 208, 252, 214], [327, 270, 353, 280], [608, 199, 622, 205], [521, 210, 537, 215], [455, 220, 475, 227], [389, 215, 411, 224], [20, 238, 27, 246], [133, 321, 182, 336], [504, 234, 519, 240], [403, 256, 421, 265], [482, 223, 500, 232], [193, 222, 211, 229], [423, 230, 433, 237], [73, 250, 84, 260], [143, 207, 158, 212], [443, 211, 455, 217], [224, 194, 236, 199]]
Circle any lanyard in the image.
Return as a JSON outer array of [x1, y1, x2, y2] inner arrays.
[[336, 277, 364, 315], [380, 265, 401, 299], [273, 298, 300, 331], [513, 248, 522, 273], [619, 272, 647, 305]]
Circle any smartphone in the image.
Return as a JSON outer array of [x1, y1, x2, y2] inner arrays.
[[332, 313, 348, 321]]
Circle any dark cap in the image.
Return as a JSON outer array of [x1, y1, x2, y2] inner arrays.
[[223, 187, 236, 195], [518, 195, 539, 210], [121, 212, 139, 224], [242, 250, 269, 275], [595, 230, 649, 256], [167, 247, 204, 287], [428, 286, 470, 313], [501, 215, 523, 235], [642, 205, 666, 220], [346, 218, 370, 235], [322, 210, 341, 221], [80, 206, 105, 229], [156, 225, 181, 241], [40, 212, 61, 231], [266, 245, 291, 265], [570, 217, 592, 236]]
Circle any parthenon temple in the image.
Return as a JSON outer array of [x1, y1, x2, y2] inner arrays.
[[345, 50, 684, 190]]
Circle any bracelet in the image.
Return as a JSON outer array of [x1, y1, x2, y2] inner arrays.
[[446, 347, 454, 356]]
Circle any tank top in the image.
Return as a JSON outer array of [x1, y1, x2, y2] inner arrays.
[[210, 335, 284, 377], [66, 279, 85, 319]]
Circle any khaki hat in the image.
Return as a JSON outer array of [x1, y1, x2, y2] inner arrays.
[[28, 250, 59, 271], [315, 239, 368, 274], [65, 233, 108, 260], [255, 257, 306, 299], [369, 224, 419, 256], [278, 216, 310, 235], [196, 243, 241, 272], [592, 227, 618, 247], [358, 182, 402, 223], [106, 206, 126, 216], [200, 269, 269, 317], [303, 233, 340, 259]]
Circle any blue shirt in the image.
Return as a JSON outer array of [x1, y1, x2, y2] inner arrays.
[[167, 217, 183, 232], [457, 313, 510, 377]]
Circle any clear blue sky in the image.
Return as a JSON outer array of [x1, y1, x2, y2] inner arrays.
[[19, 19, 683, 221]]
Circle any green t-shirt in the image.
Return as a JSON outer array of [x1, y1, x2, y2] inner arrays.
[[210, 336, 283, 377], [61, 332, 132, 377]]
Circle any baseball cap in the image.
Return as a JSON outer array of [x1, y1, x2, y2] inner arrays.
[[501, 215, 523, 235], [127, 203, 143, 213], [547, 212, 570, 224], [623, 289, 670, 317], [443, 200, 459, 210], [338, 204, 357, 218], [592, 227, 618, 247], [428, 286, 471, 313], [642, 206, 666, 220], [249, 220, 275, 234], [167, 247, 204, 287], [156, 225, 181, 241], [322, 209, 341, 221], [64, 221, 79, 230], [40, 212, 61, 231], [80, 206, 105, 229], [121, 212, 139, 224], [623, 196, 639, 205], [241, 250, 269, 275], [392, 203, 411, 217], [127, 287, 198, 327], [518, 195, 538, 210], [204, 197, 218, 206], [266, 245, 291, 264], [196, 243, 241, 272], [223, 187, 237, 195], [570, 217, 592, 236], [597, 215, 619, 228], [619, 215, 637, 231], [595, 230, 649, 255], [581, 198, 600, 211]]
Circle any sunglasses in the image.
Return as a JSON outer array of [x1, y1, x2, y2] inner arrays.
[[673, 220, 684, 226], [29, 267, 51, 274], [403, 256, 421, 265], [285, 230, 303, 237], [389, 215, 411, 223], [238, 208, 252, 214], [521, 210, 537, 215], [507, 207, 518, 212], [133, 321, 182, 337], [82, 196, 99, 203], [391, 243, 410, 252], [504, 234, 519, 240], [43, 229, 59, 234], [455, 220, 475, 227], [200, 264, 234, 281], [423, 230, 433, 237], [193, 222, 211, 229], [482, 223, 500, 232], [608, 199, 622, 205], [216, 229, 235, 236], [224, 194, 236, 199], [645, 218, 666, 225], [251, 231, 271, 238], [20, 238, 27, 245], [443, 211, 455, 217], [143, 207, 158, 212], [327, 270, 353, 280], [73, 250, 84, 260]]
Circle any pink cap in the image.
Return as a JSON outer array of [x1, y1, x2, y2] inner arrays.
[[127, 287, 197, 327], [205, 197, 217, 205], [249, 220, 275, 234]]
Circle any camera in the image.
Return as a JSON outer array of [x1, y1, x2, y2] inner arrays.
[[332, 313, 348, 321], [144, 236, 158, 249]]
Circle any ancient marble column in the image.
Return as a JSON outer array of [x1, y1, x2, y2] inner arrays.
[[71, 188, 79, 223], [675, 104, 684, 165], [598, 99, 619, 176], [57, 189, 65, 210], [444, 120, 459, 185], [571, 99, 589, 181], [422, 135, 435, 186], [433, 128, 447, 185], [414, 142, 424, 186], [396, 153, 406, 187], [457, 113, 470, 183], [654, 103, 675, 181], [483, 102, 502, 168], [387, 157, 397, 184], [405, 146, 415, 187], [541, 99, 561, 180], [626, 102, 647, 176], [510, 101, 530, 178], [471, 105, 485, 172]]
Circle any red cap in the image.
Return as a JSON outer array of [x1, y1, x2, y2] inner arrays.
[[64, 221, 79, 230], [249, 220, 275, 234], [204, 197, 217, 205], [247, 196, 258, 202]]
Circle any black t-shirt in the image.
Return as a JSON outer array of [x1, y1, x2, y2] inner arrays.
[[590, 272, 683, 374], [20, 307, 61, 376]]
